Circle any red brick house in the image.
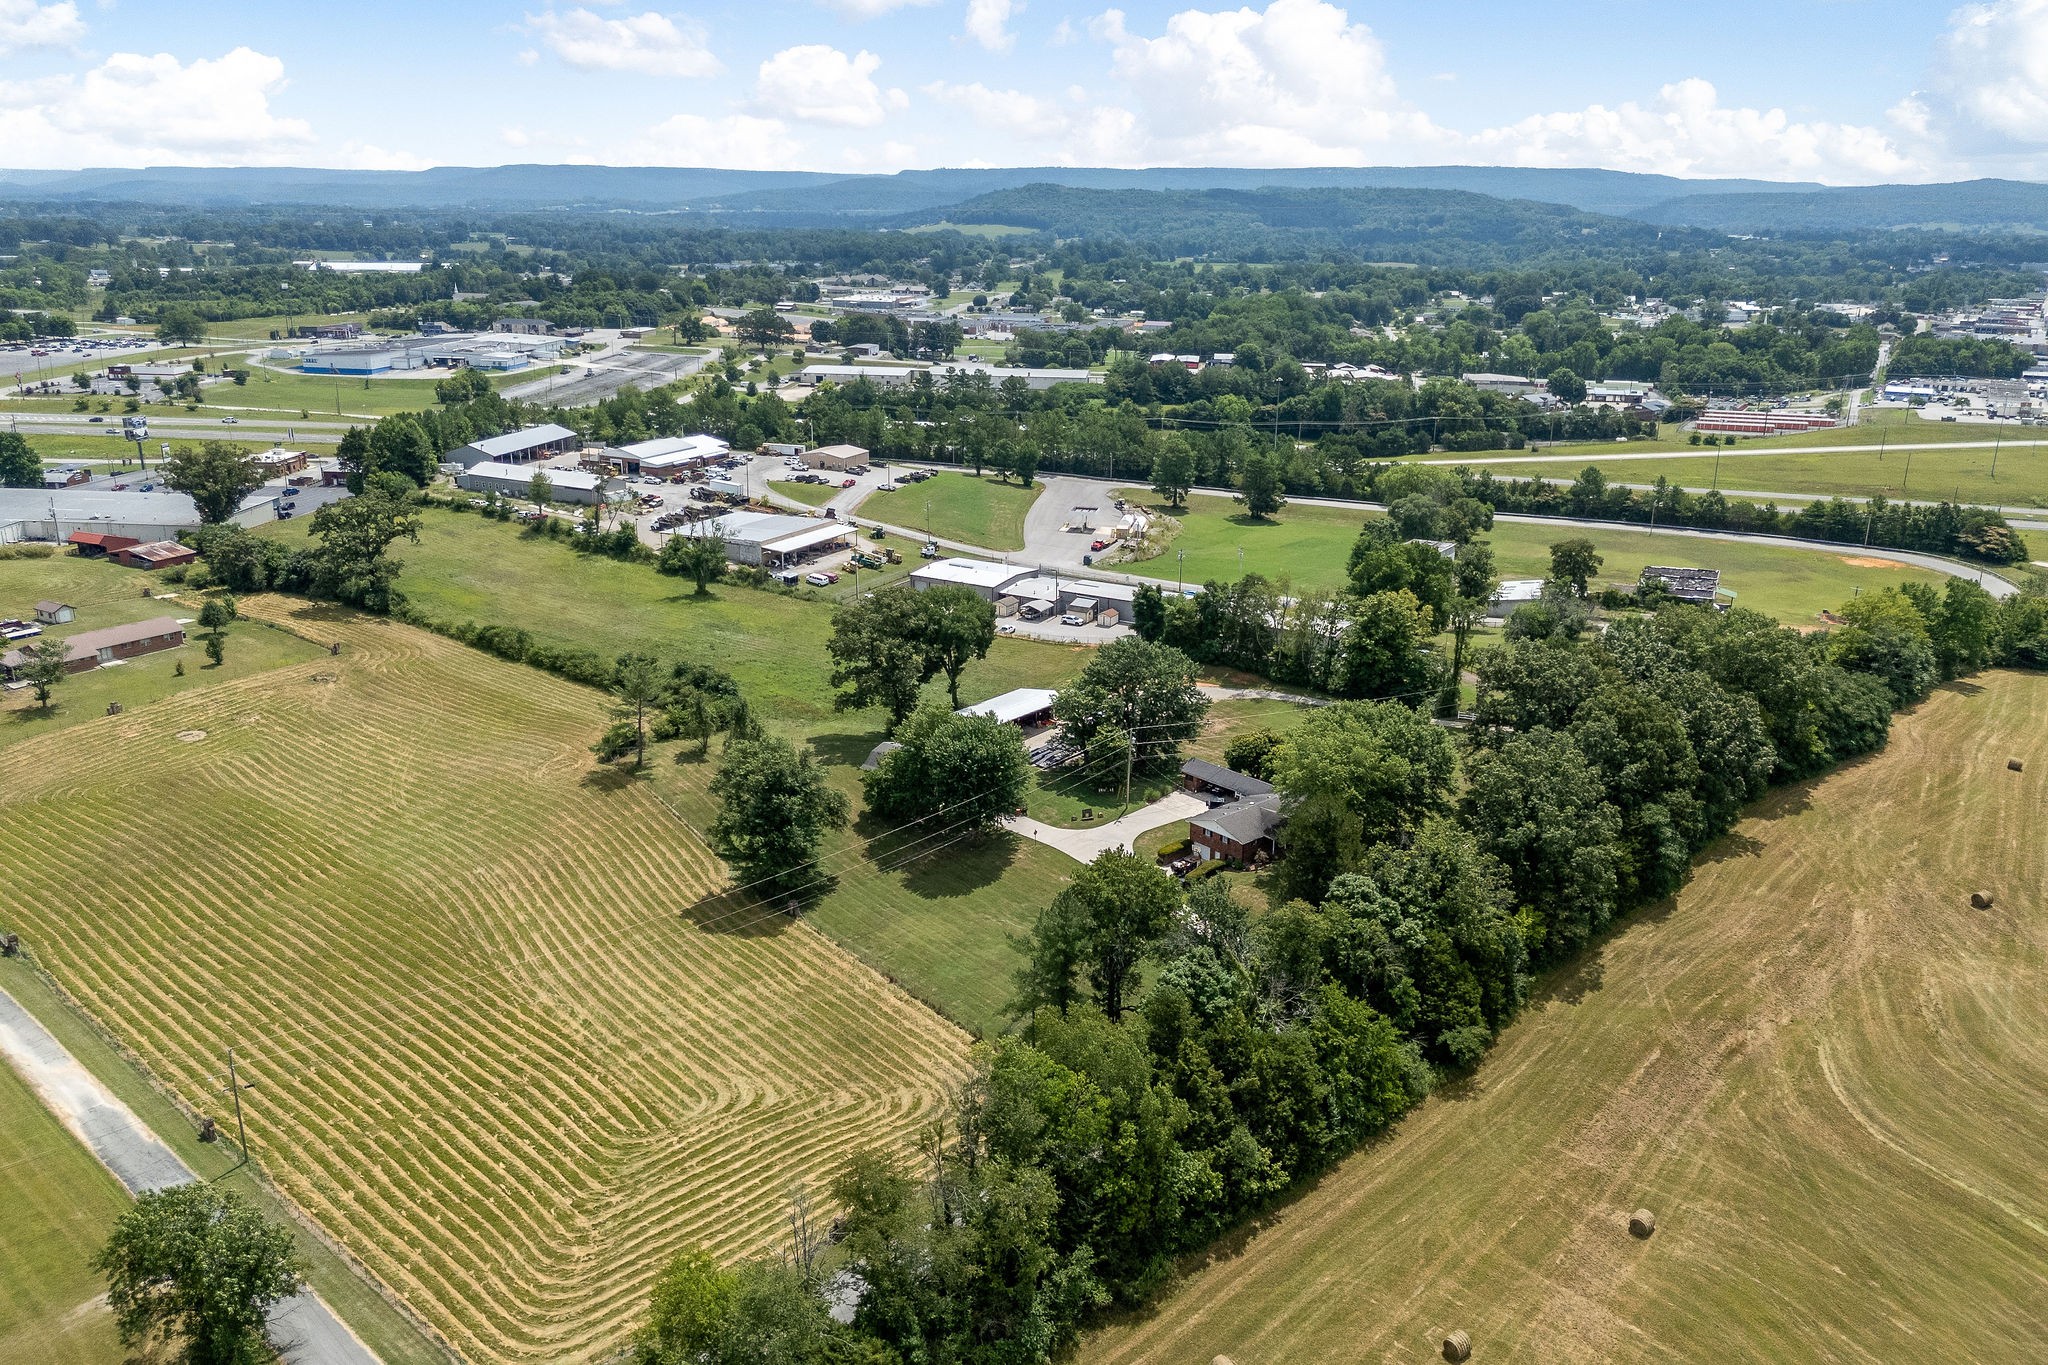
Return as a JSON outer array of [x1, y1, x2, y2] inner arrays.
[[1189, 793, 1284, 865], [1, 616, 185, 678]]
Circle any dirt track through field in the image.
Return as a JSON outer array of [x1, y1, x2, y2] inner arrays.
[[1085, 671, 2048, 1364], [0, 600, 970, 1363]]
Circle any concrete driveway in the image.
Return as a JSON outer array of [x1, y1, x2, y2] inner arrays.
[[0, 985, 381, 1365], [1004, 789, 1208, 863]]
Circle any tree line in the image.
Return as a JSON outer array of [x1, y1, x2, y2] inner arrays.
[[633, 572, 2046, 1361]]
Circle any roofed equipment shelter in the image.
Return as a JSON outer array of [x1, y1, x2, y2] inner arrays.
[[954, 687, 1058, 729], [450, 424, 579, 469], [687, 510, 853, 567]]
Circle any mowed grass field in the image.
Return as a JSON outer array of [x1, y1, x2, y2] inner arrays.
[[858, 471, 1041, 550], [0, 552, 328, 749], [1449, 439, 2048, 511], [1086, 670, 2048, 1364], [0, 1055, 128, 1365], [1122, 492, 1950, 624], [259, 509, 1087, 1033], [0, 600, 972, 1363], [1480, 405, 2015, 458]]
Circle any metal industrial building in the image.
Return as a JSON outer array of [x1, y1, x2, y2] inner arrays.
[[300, 332, 566, 375], [798, 362, 1103, 391], [684, 510, 853, 567], [458, 462, 609, 505], [0, 488, 201, 546], [450, 424, 580, 469], [611, 434, 730, 475]]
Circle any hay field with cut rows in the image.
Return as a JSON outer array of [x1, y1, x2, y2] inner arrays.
[[1085, 670, 2048, 1364], [0, 598, 970, 1364]]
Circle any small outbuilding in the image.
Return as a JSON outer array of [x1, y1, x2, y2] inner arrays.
[[110, 540, 198, 570], [33, 601, 75, 625], [66, 531, 141, 558], [1181, 758, 1274, 803]]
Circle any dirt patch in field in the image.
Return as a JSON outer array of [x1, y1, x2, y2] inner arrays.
[[1836, 555, 1907, 569]]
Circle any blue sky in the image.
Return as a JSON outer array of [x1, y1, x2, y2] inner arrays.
[[3, 0, 2046, 182]]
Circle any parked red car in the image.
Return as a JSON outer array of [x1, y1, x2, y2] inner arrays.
[[841, 477, 858, 488], [1090, 538, 1109, 551]]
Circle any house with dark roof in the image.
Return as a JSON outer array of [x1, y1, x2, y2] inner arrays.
[[2, 616, 184, 677], [1189, 793, 1284, 865], [1180, 758, 1274, 803]]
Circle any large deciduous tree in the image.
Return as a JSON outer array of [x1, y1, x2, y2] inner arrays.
[[163, 441, 261, 524], [308, 479, 421, 613], [93, 1184, 304, 1365], [863, 702, 1029, 833], [1547, 537, 1603, 597], [916, 584, 997, 708], [0, 429, 40, 487], [827, 585, 930, 728], [1052, 637, 1207, 773], [708, 735, 849, 902]]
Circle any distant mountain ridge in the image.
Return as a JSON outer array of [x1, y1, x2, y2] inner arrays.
[[0, 164, 2041, 236], [0, 163, 1822, 217]]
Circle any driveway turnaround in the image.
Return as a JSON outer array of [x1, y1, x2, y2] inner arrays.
[[1004, 789, 1209, 863], [0, 985, 381, 1365]]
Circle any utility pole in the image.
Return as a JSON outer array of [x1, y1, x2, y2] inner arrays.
[[1123, 729, 1135, 817], [1901, 445, 1913, 499], [1991, 432, 2001, 480]]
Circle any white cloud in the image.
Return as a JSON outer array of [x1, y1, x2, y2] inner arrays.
[[922, 79, 1136, 162], [0, 0, 84, 54], [756, 44, 906, 126], [623, 113, 804, 168], [1469, 79, 1918, 183], [964, 0, 1020, 51], [1933, 0, 2048, 143], [1050, 16, 1075, 43], [526, 8, 719, 77], [1089, 0, 1451, 165], [813, 0, 937, 16], [0, 47, 315, 167]]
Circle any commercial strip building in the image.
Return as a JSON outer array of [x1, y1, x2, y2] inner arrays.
[[680, 510, 854, 568], [1694, 409, 1837, 436], [458, 462, 609, 505], [804, 444, 870, 471], [1, 616, 185, 679]]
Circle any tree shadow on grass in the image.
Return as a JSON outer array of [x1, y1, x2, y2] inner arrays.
[[900, 829, 1020, 899], [810, 729, 887, 769], [580, 763, 649, 793], [680, 878, 831, 938]]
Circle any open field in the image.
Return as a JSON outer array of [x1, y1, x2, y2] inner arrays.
[[0, 602, 973, 1363], [228, 366, 513, 419], [1, 953, 449, 1365], [0, 552, 329, 748], [858, 471, 1041, 550], [1449, 440, 2048, 511], [0, 1044, 128, 1365], [1087, 670, 2048, 1364], [1477, 406, 2019, 458], [1121, 493, 1950, 624], [259, 509, 1085, 1028], [263, 508, 1078, 730]]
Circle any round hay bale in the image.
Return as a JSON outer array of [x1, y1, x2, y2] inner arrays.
[[1212, 1356, 1236, 1365], [1629, 1208, 1657, 1238], [1442, 1329, 1472, 1362], [2009, 757, 2025, 772], [1971, 890, 1995, 909]]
